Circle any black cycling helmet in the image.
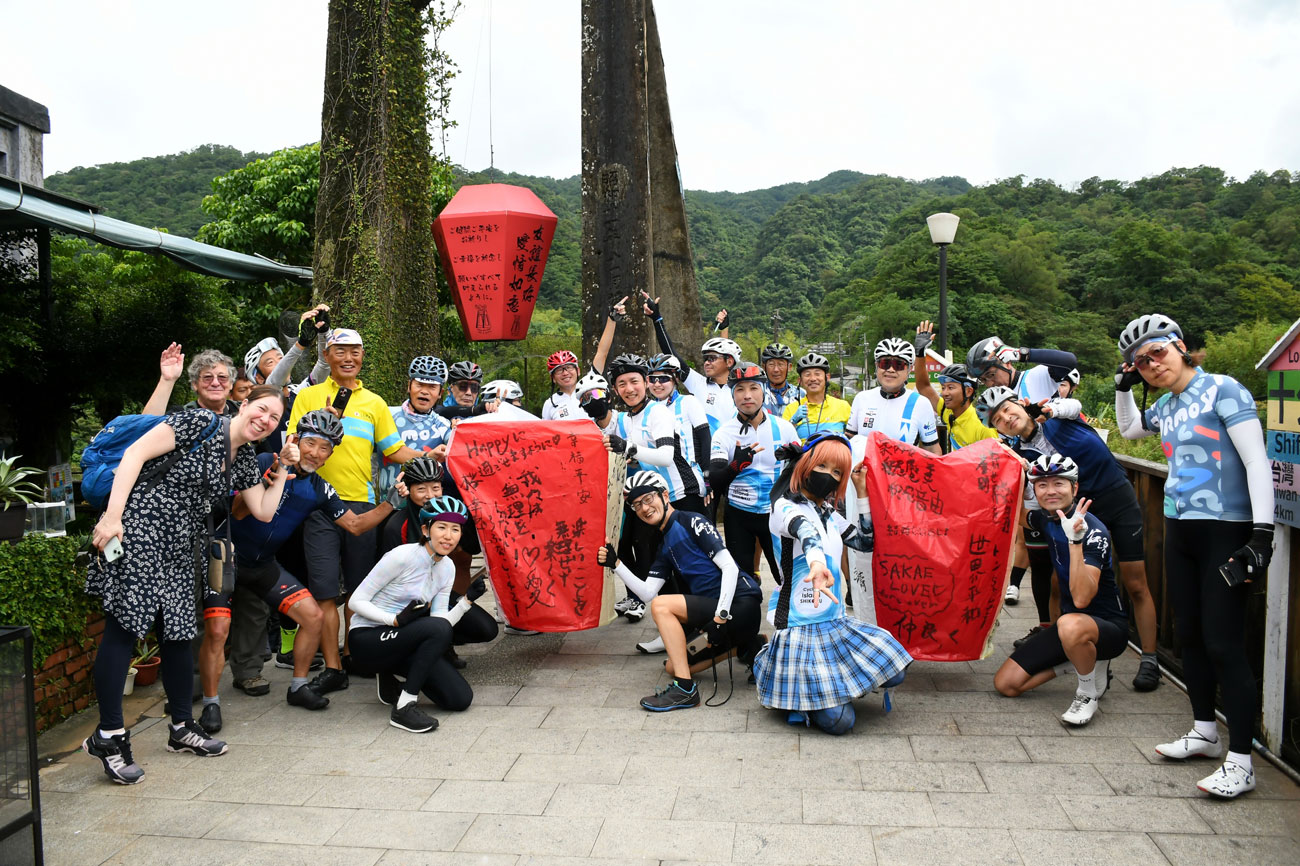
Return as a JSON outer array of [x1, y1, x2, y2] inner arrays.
[[797, 352, 831, 373], [296, 409, 344, 445], [937, 363, 978, 391], [402, 456, 443, 484], [607, 353, 649, 382], [760, 343, 794, 364], [408, 355, 448, 384], [447, 360, 483, 383]]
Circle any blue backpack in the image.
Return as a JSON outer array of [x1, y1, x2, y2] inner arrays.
[[80, 413, 222, 509]]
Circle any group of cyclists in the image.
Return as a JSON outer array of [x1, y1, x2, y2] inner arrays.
[[82, 295, 1274, 800]]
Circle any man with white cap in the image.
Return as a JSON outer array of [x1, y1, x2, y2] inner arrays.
[[287, 328, 423, 692]]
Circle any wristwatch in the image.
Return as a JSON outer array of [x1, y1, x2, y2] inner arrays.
[[717, 609, 732, 621]]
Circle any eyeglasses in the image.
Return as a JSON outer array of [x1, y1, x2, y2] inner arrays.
[[198, 374, 230, 385], [453, 382, 481, 393], [702, 353, 724, 363], [647, 375, 674, 384], [1133, 343, 1173, 369], [978, 368, 999, 385], [630, 495, 661, 513], [876, 358, 908, 372]]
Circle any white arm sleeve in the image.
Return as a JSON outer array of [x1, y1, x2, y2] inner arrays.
[[434, 596, 472, 626], [1226, 418, 1274, 525], [1115, 389, 1152, 439], [633, 443, 674, 467], [265, 341, 305, 388], [710, 548, 739, 617], [306, 333, 331, 386], [611, 561, 666, 604], [1046, 397, 1082, 420], [348, 561, 400, 627]]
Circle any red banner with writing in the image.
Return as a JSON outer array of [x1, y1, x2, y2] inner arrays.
[[446, 420, 611, 631], [862, 434, 1023, 661]]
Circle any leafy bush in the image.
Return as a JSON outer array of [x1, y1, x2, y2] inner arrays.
[[0, 535, 94, 664]]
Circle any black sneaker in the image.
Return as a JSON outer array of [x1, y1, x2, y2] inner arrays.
[[166, 720, 229, 757], [199, 702, 223, 734], [1133, 658, 1162, 692], [309, 666, 350, 694], [376, 672, 403, 707], [1013, 625, 1047, 649], [82, 730, 144, 785], [286, 684, 329, 710], [445, 647, 467, 670], [232, 675, 271, 696], [275, 650, 324, 671], [640, 680, 700, 712], [390, 703, 439, 733]]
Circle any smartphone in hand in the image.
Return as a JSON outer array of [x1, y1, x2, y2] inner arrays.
[[104, 537, 124, 562], [332, 387, 353, 414], [1219, 559, 1249, 588]]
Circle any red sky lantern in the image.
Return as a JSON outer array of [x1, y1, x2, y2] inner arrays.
[[432, 184, 558, 341]]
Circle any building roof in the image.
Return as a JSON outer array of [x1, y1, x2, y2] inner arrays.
[[0, 176, 311, 285], [0, 85, 51, 133], [1255, 319, 1300, 370]]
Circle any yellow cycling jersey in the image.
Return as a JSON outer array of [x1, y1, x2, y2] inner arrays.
[[941, 403, 998, 450], [287, 378, 403, 503], [782, 395, 853, 439]]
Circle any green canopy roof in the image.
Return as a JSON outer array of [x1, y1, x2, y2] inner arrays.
[[0, 176, 312, 285]]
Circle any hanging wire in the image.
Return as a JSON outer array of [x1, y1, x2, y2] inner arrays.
[[487, 0, 495, 170], [461, 1, 490, 168]]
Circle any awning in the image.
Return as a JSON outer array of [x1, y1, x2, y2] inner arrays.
[[0, 176, 312, 285]]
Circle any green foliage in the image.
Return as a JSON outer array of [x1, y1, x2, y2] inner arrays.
[[0, 454, 44, 505], [0, 535, 93, 665], [43, 145, 266, 236], [197, 144, 319, 264], [1203, 318, 1290, 396]]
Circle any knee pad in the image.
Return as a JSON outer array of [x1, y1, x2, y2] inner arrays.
[[810, 702, 856, 735]]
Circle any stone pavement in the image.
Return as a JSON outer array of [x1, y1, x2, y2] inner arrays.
[[37, 594, 1300, 866]]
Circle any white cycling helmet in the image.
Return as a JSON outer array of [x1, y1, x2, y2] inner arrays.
[[976, 385, 1018, 426], [482, 379, 524, 403], [1026, 453, 1080, 484], [576, 370, 609, 400], [874, 337, 915, 365], [623, 470, 668, 501], [244, 337, 281, 382], [1064, 368, 1080, 386], [701, 337, 742, 363], [1118, 314, 1182, 364]]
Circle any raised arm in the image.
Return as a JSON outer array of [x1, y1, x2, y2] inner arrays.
[[592, 296, 626, 375], [142, 342, 185, 415], [912, 321, 940, 413]]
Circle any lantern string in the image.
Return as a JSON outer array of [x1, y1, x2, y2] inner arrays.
[[487, 0, 495, 170], [461, 1, 489, 168]]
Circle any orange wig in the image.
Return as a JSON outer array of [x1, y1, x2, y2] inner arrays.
[[790, 439, 853, 506]]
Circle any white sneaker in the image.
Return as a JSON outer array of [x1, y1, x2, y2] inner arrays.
[[624, 600, 646, 622], [1004, 585, 1020, 605], [1061, 692, 1099, 726], [614, 596, 634, 616], [1093, 659, 1112, 699], [1155, 729, 1224, 760], [1197, 761, 1255, 798], [636, 635, 665, 654]]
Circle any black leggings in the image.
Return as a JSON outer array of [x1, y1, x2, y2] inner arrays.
[[724, 505, 779, 584], [94, 614, 195, 729], [1164, 518, 1255, 754], [451, 602, 499, 646], [350, 618, 472, 711], [1028, 544, 1054, 624]]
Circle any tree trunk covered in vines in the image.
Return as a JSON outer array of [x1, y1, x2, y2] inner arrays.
[[315, 0, 440, 399]]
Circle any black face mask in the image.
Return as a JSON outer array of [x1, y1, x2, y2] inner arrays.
[[582, 399, 609, 420], [804, 469, 838, 501]]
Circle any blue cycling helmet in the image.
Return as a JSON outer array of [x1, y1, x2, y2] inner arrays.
[[419, 496, 469, 525]]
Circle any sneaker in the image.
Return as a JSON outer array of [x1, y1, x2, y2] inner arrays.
[[286, 684, 329, 710], [198, 702, 223, 734], [613, 596, 635, 616], [636, 635, 666, 654], [445, 647, 467, 670], [82, 730, 144, 785], [1093, 659, 1112, 700], [1155, 729, 1224, 760], [390, 703, 439, 733], [1061, 692, 1099, 726], [376, 672, 403, 707], [232, 675, 271, 696], [1197, 761, 1256, 798], [1133, 657, 1162, 692], [275, 650, 324, 671], [639, 680, 700, 712], [309, 666, 350, 694], [1013, 625, 1046, 649], [1004, 584, 1020, 605], [166, 720, 229, 757], [504, 626, 541, 636], [624, 600, 647, 622]]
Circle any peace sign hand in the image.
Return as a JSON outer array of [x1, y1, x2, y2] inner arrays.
[[1057, 497, 1092, 542]]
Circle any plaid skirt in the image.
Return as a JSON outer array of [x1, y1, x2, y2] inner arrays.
[[753, 617, 912, 711]]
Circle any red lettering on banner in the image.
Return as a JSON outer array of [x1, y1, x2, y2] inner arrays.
[[862, 434, 1023, 661], [447, 421, 609, 631]]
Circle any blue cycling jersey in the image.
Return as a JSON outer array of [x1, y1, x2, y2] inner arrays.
[[378, 401, 452, 500], [1027, 509, 1125, 621], [1144, 370, 1258, 521], [647, 510, 761, 601], [230, 454, 348, 564], [1011, 417, 1129, 497], [764, 381, 805, 416]]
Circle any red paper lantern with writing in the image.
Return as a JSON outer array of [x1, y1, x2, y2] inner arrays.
[[861, 435, 1023, 662], [432, 184, 558, 341]]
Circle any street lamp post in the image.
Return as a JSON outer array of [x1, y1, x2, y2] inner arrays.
[[926, 212, 960, 357]]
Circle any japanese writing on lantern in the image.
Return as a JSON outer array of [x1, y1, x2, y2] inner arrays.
[[508, 224, 546, 313], [451, 222, 501, 245]]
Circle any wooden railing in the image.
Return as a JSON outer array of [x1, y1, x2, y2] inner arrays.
[[1114, 454, 1300, 767]]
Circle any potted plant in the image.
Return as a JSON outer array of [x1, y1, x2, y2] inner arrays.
[[0, 453, 43, 542], [132, 636, 162, 687]]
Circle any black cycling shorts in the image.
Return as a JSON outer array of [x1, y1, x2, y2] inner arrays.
[[1008, 614, 1129, 676], [204, 558, 313, 620], [1085, 483, 1145, 563]]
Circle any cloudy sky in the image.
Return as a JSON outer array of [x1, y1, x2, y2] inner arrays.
[[5, 0, 1299, 192]]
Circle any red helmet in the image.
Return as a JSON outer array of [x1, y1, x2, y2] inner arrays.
[[547, 350, 579, 374]]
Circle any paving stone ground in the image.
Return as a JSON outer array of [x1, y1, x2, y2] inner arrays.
[[37, 589, 1300, 866]]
